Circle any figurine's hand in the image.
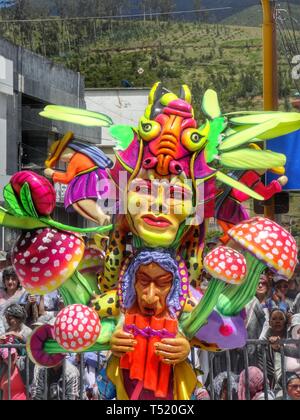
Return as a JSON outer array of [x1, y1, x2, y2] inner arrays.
[[155, 334, 191, 365], [278, 176, 288, 187], [44, 168, 55, 178], [110, 329, 137, 358]]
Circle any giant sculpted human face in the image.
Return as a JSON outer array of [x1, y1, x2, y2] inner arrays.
[[126, 174, 194, 247]]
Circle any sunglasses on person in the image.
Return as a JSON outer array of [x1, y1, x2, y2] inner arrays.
[[288, 384, 300, 391]]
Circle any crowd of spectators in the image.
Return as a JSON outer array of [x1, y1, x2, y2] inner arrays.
[[197, 261, 300, 400]]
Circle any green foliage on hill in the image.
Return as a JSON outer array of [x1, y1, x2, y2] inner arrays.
[[0, 15, 296, 115]]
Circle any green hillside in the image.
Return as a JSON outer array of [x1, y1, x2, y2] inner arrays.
[[0, 18, 296, 114]]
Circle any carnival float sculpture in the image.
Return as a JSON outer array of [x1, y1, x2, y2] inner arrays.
[[0, 83, 299, 399]]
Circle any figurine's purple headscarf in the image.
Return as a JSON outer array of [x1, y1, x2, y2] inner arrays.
[[121, 249, 182, 318]]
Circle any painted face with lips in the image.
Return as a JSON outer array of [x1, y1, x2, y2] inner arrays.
[[126, 175, 194, 247]]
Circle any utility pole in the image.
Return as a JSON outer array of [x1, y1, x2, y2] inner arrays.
[[261, 0, 278, 220]]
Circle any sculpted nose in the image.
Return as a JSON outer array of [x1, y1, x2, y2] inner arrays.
[[169, 160, 183, 175], [143, 157, 158, 170], [145, 283, 158, 305]]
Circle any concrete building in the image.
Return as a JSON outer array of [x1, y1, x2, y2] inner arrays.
[[0, 38, 102, 249], [85, 87, 150, 158]]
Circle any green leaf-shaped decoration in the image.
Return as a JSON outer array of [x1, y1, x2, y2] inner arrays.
[[205, 117, 226, 163], [40, 105, 113, 128], [229, 111, 300, 124], [0, 207, 47, 230], [219, 119, 278, 152], [216, 172, 264, 201], [20, 183, 38, 218], [109, 125, 135, 150], [202, 89, 221, 120], [220, 149, 286, 170], [3, 184, 27, 217]]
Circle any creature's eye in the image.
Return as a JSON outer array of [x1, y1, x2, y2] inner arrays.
[[191, 133, 201, 143], [138, 117, 161, 141], [182, 128, 207, 152], [142, 123, 152, 132]]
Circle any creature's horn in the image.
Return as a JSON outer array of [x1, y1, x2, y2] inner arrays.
[[145, 82, 170, 119], [202, 89, 222, 120], [180, 85, 192, 104]]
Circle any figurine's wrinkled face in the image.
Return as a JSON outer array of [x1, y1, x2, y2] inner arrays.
[[134, 263, 173, 317], [126, 175, 194, 247]]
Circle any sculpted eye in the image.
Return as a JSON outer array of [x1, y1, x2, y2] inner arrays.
[[138, 117, 161, 141], [142, 123, 152, 132], [191, 133, 201, 143], [182, 128, 207, 152]]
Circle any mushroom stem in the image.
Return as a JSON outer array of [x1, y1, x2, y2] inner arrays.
[[59, 270, 96, 306], [43, 318, 116, 354], [217, 253, 266, 316], [181, 280, 226, 340]]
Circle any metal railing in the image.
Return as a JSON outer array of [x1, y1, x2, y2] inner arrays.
[[1, 340, 300, 400], [206, 339, 300, 401]]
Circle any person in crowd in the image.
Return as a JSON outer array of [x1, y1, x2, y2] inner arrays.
[[246, 273, 271, 337], [0, 342, 27, 400], [1, 304, 32, 343], [274, 314, 300, 369], [68, 352, 107, 400], [259, 309, 289, 390], [266, 275, 293, 314], [42, 290, 64, 321], [0, 304, 31, 400], [18, 293, 44, 329], [0, 267, 24, 335], [238, 366, 274, 401], [0, 267, 23, 306], [286, 274, 300, 302], [0, 251, 12, 288], [286, 373, 300, 401], [291, 293, 300, 315], [31, 359, 80, 400], [265, 269, 275, 286], [211, 372, 239, 400]]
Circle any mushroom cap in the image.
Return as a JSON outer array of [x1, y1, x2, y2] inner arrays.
[[54, 304, 101, 352], [204, 246, 247, 285], [13, 229, 85, 295], [228, 217, 298, 280]]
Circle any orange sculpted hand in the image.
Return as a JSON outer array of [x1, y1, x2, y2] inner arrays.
[[110, 329, 137, 358], [155, 334, 191, 365]]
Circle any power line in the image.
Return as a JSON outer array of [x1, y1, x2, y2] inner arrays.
[[0, 7, 232, 23]]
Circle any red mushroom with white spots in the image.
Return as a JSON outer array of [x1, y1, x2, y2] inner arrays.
[[216, 217, 298, 317], [182, 246, 247, 338], [228, 217, 298, 279], [13, 228, 85, 295], [54, 304, 101, 352], [204, 246, 247, 285]]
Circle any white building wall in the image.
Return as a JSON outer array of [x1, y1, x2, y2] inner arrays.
[[0, 55, 13, 186], [85, 88, 149, 147]]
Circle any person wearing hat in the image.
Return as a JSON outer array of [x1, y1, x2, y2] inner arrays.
[[0, 304, 32, 344], [266, 275, 293, 314]]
